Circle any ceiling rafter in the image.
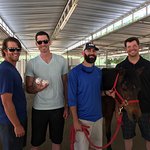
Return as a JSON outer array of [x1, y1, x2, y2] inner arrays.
[[51, 0, 79, 40]]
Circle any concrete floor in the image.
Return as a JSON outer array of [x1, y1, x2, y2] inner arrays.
[[0, 93, 147, 150]]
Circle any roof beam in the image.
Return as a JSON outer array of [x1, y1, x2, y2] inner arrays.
[[51, 0, 79, 40]]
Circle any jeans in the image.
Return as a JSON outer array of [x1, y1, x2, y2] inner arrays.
[[0, 119, 27, 150]]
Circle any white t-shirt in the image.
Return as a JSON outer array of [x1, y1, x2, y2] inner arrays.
[[26, 54, 68, 110]]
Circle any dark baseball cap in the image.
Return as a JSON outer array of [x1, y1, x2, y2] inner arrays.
[[83, 42, 99, 51]]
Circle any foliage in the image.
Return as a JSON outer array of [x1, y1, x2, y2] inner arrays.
[[141, 53, 150, 61], [104, 56, 125, 65]]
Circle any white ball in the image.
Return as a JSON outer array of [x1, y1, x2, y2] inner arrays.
[[42, 80, 49, 86], [35, 78, 42, 84]]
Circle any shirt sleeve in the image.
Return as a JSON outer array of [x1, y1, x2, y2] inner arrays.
[[68, 69, 78, 107], [25, 60, 34, 77]]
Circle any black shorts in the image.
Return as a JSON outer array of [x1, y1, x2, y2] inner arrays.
[[121, 111, 150, 141], [31, 107, 64, 146]]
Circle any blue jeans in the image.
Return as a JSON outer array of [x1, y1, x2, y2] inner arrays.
[[0, 119, 27, 150]]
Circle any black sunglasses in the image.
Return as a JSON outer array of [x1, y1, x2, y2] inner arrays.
[[7, 48, 21, 52], [37, 40, 49, 45]]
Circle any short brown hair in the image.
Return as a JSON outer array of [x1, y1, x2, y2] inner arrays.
[[1, 37, 22, 57], [35, 31, 50, 41], [124, 37, 139, 47]]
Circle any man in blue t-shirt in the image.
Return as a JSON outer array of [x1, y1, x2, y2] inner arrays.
[[0, 37, 27, 150], [68, 42, 103, 150]]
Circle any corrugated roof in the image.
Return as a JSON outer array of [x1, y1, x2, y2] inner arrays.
[[0, 0, 150, 56]]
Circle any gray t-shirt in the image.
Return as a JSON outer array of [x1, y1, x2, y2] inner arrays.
[[26, 54, 68, 110]]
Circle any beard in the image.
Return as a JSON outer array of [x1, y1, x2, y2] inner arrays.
[[84, 54, 97, 64]]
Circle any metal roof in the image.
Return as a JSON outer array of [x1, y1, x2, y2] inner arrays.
[[0, 0, 150, 56]]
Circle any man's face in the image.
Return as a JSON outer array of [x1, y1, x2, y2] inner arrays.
[[84, 48, 97, 64], [126, 40, 140, 57], [36, 35, 50, 53], [4, 41, 21, 63]]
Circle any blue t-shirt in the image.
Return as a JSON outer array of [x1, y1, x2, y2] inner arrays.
[[0, 61, 27, 124], [68, 63, 103, 122]]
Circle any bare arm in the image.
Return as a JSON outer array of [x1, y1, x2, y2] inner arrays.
[[70, 106, 82, 131], [26, 76, 37, 94], [1, 93, 25, 137], [62, 74, 68, 107], [26, 76, 48, 94], [62, 74, 69, 119]]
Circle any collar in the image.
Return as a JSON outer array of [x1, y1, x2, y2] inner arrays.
[[81, 63, 95, 73]]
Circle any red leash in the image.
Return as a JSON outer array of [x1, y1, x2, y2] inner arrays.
[[70, 114, 122, 150]]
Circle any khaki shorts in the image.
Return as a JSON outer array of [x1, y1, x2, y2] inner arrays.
[[74, 118, 103, 150]]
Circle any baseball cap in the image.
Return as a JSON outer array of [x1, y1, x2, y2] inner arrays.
[[83, 42, 99, 51]]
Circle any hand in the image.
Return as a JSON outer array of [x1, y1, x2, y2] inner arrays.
[[73, 121, 82, 132], [63, 105, 70, 119], [14, 125, 25, 137], [106, 90, 115, 98], [35, 81, 49, 92]]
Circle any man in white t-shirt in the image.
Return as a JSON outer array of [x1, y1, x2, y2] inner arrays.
[[26, 31, 69, 150]]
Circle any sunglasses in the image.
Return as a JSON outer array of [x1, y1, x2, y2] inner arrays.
[[7, 48, 21, 52], [37, 40, 49, 45]]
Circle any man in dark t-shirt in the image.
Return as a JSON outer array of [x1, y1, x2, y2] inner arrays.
[[0, 37, 27, 150], [116, 37, 150, 150]]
